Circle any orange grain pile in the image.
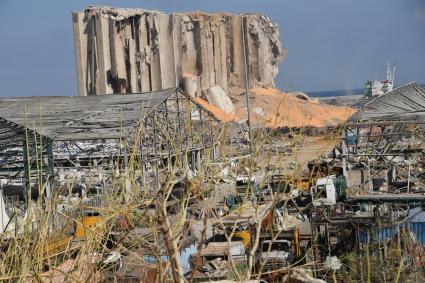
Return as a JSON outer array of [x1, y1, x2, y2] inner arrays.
[[194, 97, 235, 122], [198, 86, 356, 128]]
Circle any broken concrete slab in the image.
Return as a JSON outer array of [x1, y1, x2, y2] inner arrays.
[[205, 86, 235, 114]]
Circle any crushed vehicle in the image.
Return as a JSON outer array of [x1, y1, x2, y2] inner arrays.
[[257, 239, 293, 273], [190, 241, 247, 282]]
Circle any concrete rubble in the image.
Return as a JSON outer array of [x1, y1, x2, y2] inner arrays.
[[205, 85, 235, 114], [72, 6, 285, 96], [3, 4, 425, 282], [2, 81, 425, 281]]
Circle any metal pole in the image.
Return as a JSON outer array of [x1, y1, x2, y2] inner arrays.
[[358, 225, 364, 283], [123, 138, 131, 198], [368, 158, 373, 191], [46, 139, 54, 198], [407, 156, 411, 193], [341, 128, 348, 181], [355, 126, 359, 154], [22, 137, 30, 210], [241, 17, 254, 160], [311, 221, 317, 278], [326, 223, 331, 258], [153, 114, 161, 190]]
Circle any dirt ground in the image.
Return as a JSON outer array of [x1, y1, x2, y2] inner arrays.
[[256, 135, 339, 181], [290, 136, 339, 177]]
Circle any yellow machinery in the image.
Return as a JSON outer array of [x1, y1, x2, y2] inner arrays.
[[43, 213, 104, 258], [44, 234, 73, 257], [234, 230, 251, 249], [295, 178, 312, 192], [292, 228, 301, 257], [290, 159, 333, 192], [75, 214, 104, 239]]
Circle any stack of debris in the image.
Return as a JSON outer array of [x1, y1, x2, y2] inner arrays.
[[197, 258, 229, 278]]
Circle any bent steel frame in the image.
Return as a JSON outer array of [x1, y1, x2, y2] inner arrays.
[[0, 88, 221, 202]]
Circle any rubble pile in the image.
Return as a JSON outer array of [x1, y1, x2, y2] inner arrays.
[[345, 128, 425, 194], [197, 258, 229, 278], [54, 141, 120, 159], [2, 3, 424, 281]]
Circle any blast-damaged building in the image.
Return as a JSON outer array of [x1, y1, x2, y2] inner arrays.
[[72, 6, 285, 96]]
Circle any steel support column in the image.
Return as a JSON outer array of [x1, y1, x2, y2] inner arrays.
[[22, 138, 30, 209], [45, 139, 54, 198]]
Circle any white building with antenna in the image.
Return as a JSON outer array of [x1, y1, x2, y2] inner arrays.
[[364, 61, 396, 98]]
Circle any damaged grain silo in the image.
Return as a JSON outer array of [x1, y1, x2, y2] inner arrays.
[[72, 6, 285, 96]]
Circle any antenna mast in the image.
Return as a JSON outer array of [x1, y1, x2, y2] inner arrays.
[[392, 63, 396, 84], [386, 61, 391, 81]]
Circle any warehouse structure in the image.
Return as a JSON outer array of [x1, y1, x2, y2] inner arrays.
[[0, 88, 220, 205], [343, 82, 425, 180]]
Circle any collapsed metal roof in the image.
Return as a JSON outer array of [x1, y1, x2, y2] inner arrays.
[[350, 82, 425, 122], [0, 88, 175, 143]]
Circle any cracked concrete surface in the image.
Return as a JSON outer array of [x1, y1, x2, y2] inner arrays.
[[72, 6, 285, 96]]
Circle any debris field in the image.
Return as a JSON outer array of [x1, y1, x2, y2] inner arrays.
[[1, 5, 424, 283]]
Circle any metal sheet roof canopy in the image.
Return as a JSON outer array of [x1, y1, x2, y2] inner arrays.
[[0, 88, 175, 141], [350, 82, 425, 122], [0, 87, 220, 198]]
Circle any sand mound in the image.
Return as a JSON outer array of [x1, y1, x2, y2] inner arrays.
[[195, 97, 235, 122], [197, 86, 356, 128]]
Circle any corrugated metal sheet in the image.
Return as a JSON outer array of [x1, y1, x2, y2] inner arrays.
[[360, 223, 425, 245], [409, 206, 425, 222], [0, 88, 175, 141], [199, 241, 245, 256], [411, 223, 425, 244], [360, 207, 425, 244], [350, 82, 425, 122]]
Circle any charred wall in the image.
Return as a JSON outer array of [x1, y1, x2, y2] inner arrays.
[[72, 7, 285, 96]]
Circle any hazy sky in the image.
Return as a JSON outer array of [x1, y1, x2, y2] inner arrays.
[[0, 0, 424, 96]]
